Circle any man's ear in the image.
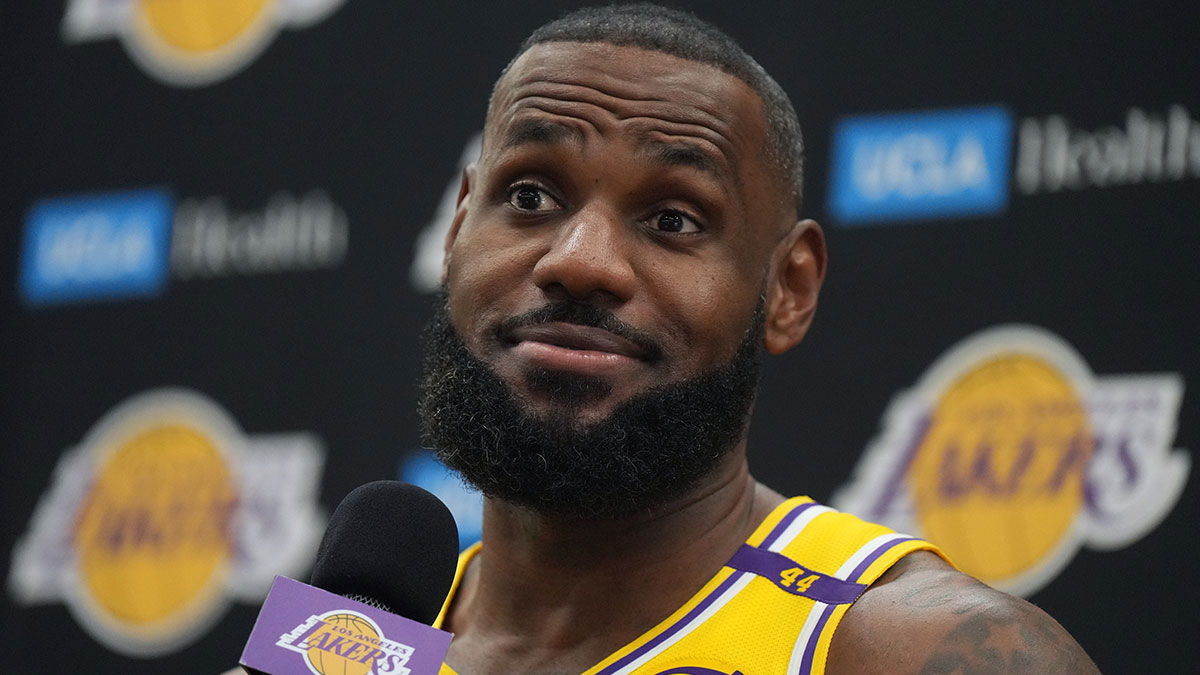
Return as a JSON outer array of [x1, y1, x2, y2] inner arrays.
[[441, 163, 476, 281], [764, 219, 827, 355]]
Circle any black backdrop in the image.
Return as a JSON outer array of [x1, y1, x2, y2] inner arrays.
[[2, 1, 1196, 672]]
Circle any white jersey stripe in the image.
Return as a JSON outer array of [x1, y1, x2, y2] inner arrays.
[[768, 505, 834, 553]]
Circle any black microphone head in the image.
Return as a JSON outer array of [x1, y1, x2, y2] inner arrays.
[[310, 480, 460, 625]]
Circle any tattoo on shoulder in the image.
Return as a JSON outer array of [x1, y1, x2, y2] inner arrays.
[[911, 580, 1099, 675]]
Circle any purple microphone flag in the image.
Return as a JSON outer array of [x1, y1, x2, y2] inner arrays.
[[240, 576, 453, 675]]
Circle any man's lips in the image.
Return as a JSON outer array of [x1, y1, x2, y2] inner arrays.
[[503, 322, 653, 376], [506, 322, 648, 359]]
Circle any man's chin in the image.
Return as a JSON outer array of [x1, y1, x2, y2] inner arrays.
[[418, 295, 766, 519], [523, 366, 613, 405], [516, 369, 652, 423]]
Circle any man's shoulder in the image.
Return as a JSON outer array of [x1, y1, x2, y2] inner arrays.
[[826, 551, 1100, 674]]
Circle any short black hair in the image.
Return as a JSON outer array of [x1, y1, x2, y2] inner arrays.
[[494, 3, 805, 215]]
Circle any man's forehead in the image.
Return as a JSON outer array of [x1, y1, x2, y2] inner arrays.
[[502, 41, 735, 85], [488, 41, 765, 137]]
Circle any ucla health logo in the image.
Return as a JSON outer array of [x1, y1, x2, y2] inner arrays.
[[828, 106, 1013, 224], [833, 326, 1188, 596], [8, 388, 326, 656], [20, 187, 349, 307], [277, 610, 415, 675], [61, 0, 345, 86]]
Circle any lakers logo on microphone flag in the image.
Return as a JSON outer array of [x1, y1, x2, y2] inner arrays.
[[241, 576, 452, 675]]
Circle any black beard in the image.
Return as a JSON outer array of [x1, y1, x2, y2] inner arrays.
[[418, 295, 764, 519]]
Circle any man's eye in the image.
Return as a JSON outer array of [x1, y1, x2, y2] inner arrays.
[[651, 210, 701, 234], [508, 185, 559, 211]]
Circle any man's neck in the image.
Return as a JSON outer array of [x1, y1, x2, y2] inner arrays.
[[443, 448, 785, 675]]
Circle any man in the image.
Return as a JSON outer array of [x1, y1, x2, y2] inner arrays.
[[418, 4, 1100, 674]]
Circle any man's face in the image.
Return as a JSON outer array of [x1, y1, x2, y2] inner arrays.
[[443, 42, 791, 423]]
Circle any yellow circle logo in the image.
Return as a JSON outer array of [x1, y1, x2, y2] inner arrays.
[[127, 0, 276, 84], [61, 0, 347, 86], [74, 423, 238, 636], [833, 324, 1190, 597], [59, 389, 248, 655], [9, 387, 329, 657], [137, 0, 272, 53], [909, 354, 1092, 584]]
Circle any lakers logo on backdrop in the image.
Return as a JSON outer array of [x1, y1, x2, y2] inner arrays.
[[61, 0, 346, 86], [9, 388, 326, 656], [834, 325, 1189, 595], [74, 418, 239, 650], [906, 353, 1093, 586]]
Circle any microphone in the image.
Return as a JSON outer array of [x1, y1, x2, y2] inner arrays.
[[310, 481, 460, 623], [240, 481, 460, 674]]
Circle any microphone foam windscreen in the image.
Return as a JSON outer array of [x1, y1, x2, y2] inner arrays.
[[309, 481, 460, 625]]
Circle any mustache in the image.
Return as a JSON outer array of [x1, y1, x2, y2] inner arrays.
[[494, 302, 665, 362]]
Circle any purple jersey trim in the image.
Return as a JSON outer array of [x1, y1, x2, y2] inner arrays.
[[726, 545, 867, 605], [796, 536, 918, 675], [593, 500, 820, 675]]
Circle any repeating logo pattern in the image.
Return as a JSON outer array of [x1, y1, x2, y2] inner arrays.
[[8, 388, 326, 656], [834, 325, 1189, 596]]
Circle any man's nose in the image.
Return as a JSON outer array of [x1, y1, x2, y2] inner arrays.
[[531, 204, 636, 303]]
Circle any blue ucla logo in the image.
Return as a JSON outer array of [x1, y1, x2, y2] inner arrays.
[[20, 189, 174, 305], [828, 106, 1013, 225]]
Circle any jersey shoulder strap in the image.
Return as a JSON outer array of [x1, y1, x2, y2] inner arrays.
[[435, 499, 947, 675], [604, 498, 947, 675]]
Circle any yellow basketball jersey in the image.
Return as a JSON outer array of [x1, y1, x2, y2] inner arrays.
[[435, 497, 945, 675]]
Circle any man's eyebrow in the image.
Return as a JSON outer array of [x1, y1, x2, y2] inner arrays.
[[500, 118, 583, 149], [499, 118, 731, 183], [642, 139, 728, 182]]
